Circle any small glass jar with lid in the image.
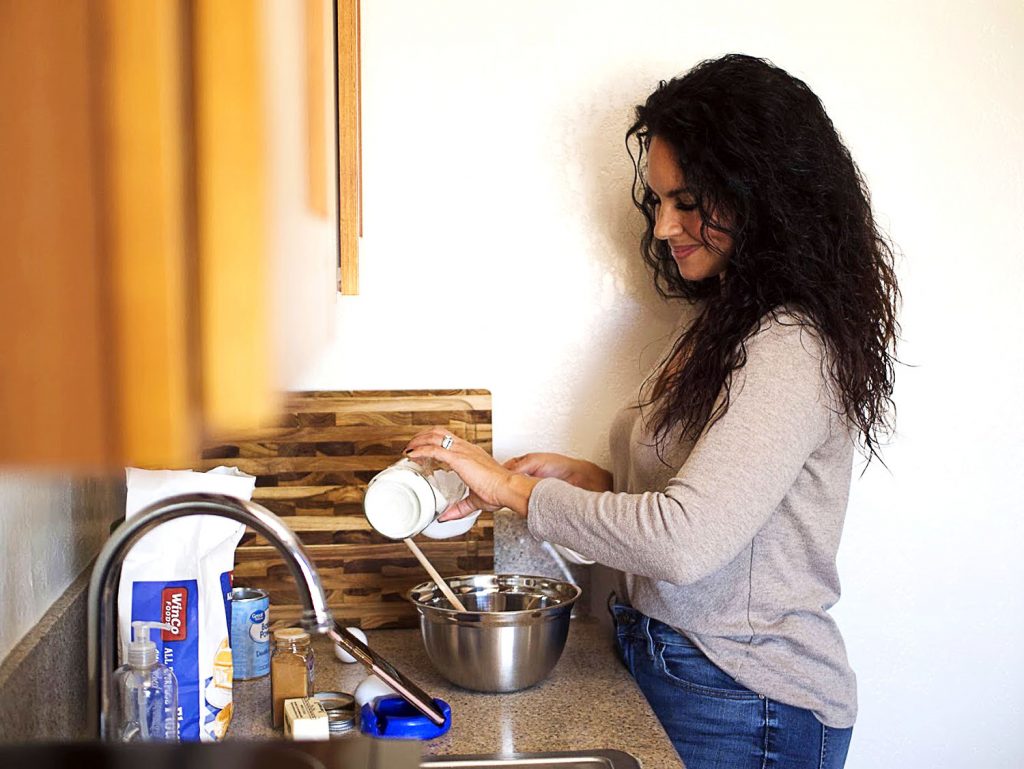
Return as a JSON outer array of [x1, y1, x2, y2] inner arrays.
[[270, 627, 314, 727]]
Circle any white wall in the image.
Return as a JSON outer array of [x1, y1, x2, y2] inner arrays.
[[0, 475, 123, 660], [300, 2, 1024, 766]]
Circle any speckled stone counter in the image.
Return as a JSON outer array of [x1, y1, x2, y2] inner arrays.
[[231, 617, 683, 768]]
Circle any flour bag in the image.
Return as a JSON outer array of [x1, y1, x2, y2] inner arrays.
[[117, 466, 256, 742]]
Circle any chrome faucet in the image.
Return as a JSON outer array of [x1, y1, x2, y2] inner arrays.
[[87, 492, 444, 739]]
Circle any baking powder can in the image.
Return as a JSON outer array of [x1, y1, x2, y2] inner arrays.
[[229, 587, 270, 679]]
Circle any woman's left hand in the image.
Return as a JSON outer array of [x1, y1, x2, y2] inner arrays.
[[404, 428, 539, 520]]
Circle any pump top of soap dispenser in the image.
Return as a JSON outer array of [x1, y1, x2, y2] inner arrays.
[[127, 621, 171, 668]]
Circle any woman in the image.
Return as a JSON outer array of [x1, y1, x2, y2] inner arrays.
[[406, 54, 899, 769]]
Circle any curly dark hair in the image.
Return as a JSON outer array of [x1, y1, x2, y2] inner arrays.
[[626, 54, 900, 462]]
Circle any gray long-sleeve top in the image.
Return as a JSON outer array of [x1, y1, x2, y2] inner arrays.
[[527, 315, 858, 728]]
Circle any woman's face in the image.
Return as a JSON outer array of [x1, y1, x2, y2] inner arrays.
[[647, 135, 733, 282]]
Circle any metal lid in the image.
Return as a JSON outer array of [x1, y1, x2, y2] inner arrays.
[[313, 691, 356, 735], [273, 627, 310, 643], [229, 587, 267, 601]]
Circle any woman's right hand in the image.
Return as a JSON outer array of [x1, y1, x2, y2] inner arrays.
[[503, 453, 613, 493]]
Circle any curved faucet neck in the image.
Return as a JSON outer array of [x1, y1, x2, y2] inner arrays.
[[87, 493, 332, 739]]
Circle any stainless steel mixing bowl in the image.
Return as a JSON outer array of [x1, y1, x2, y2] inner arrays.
[[408, 573, 581, 693]]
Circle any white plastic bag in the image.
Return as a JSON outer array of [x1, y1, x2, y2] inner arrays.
[[117, 466, 256, 742]]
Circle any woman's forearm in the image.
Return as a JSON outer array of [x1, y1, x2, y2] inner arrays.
[[501, 473, 542, 516]]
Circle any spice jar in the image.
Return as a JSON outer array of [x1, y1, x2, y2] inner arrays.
[[270, 627, 314, 727]]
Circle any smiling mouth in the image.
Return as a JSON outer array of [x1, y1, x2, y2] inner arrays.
[[670, 244, 701, 260]]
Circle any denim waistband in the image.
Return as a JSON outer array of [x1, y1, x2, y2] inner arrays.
[[608, 597, 696, 648]]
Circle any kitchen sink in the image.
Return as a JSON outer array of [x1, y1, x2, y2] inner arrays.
[[0, 742, 641, 769], [422, 750, 641, 768], [0, 739, 421, 769]]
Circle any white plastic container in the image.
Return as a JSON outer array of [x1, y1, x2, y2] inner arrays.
[[363, 458, 477, 540]]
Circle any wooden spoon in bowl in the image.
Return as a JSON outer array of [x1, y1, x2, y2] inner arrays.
[[403, 537, 468, 612]]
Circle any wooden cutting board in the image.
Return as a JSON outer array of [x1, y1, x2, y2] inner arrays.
[[200, 389, 493, 628]]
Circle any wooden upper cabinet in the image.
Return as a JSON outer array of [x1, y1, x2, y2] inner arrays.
[[0, 0, 113, 466], [0, 0, 338, 469]]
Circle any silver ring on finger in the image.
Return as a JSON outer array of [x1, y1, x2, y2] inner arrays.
[[441, 434, 454, 450]]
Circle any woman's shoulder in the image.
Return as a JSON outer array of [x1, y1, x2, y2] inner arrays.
[[746, 307, 827, 358], [740, 307, 839, 406]]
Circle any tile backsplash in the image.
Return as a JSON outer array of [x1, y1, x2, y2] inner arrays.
[[492, 509, 593, 616]]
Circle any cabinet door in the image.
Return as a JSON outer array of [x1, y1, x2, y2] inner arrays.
[[257, 0, 339, 403], [94, 0, 200, 467], [191, 0, 276, 441], [0, 0, 128, 466], [190, 0, 340, 443], [0, 1, 298, 468], [0, 0, 340, 468]]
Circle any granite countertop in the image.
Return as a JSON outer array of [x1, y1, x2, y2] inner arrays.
[[231, 617, 682, 767]]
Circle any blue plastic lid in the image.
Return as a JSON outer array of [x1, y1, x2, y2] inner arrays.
[[359, 696, 452, 740]]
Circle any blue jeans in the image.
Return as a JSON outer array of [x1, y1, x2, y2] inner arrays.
[[612, 603, 852, 769]]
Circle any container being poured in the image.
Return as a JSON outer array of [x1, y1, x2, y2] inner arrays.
[[363, 457, 475, 539], [363, 457, 474, 611]]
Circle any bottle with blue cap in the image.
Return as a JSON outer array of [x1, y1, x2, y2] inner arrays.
[[110, 621, 179, 742]]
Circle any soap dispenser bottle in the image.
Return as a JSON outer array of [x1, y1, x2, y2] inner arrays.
[[111, 621, 180, 742]]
